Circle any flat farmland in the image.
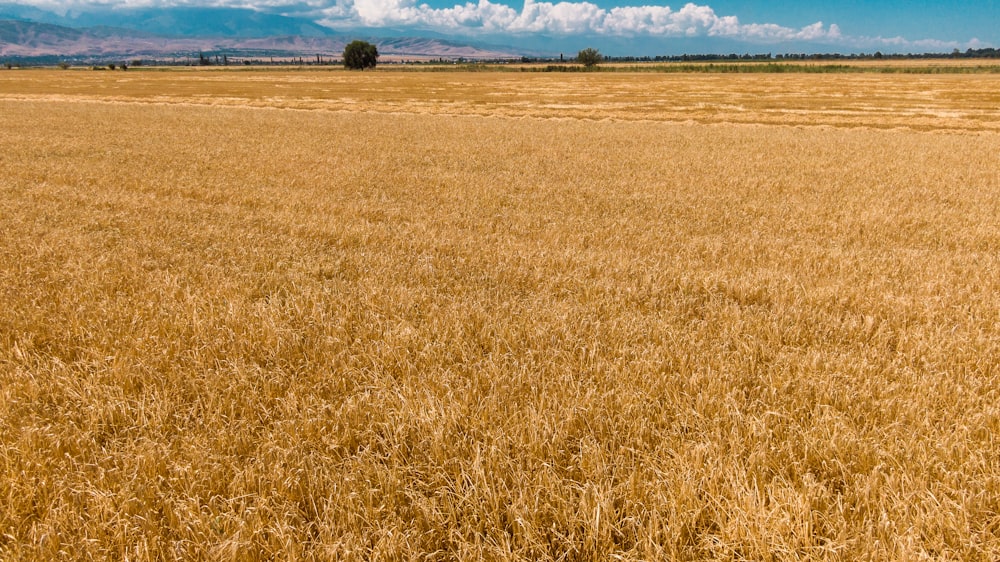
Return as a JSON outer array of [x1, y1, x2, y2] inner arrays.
[[1, 68, 999, 560], [4, 66, 1000, 129]]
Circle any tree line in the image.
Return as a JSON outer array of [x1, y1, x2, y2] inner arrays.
[[7, 46, 999, 70]]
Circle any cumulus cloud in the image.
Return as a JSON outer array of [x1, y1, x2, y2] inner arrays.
[[325, 0, 845, 42], [849, 34, 984, 52], [6, 0, 991, 50]]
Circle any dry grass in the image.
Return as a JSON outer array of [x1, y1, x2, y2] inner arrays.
[[1, 70, 999, 560], [3, 66, 1000, 131]]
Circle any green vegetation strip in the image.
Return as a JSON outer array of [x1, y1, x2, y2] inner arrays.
[[371, 61, 1000, 73], [525, 63, 1000, 74]]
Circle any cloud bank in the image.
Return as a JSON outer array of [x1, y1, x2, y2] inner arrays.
[[326, 0, 985, 51], [6, 0, 988, 51], [331, 0, 845, 43]]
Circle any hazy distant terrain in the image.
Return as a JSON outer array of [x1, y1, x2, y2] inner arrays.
[[0, 6, 522, 60]]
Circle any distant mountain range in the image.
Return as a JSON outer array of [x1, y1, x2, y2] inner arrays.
[[3, 2, 937, 60], [0, 5, 523, 60], [0, 5, 341, 38]]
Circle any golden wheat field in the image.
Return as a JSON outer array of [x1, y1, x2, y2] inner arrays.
[[1, 67, 999, 560]]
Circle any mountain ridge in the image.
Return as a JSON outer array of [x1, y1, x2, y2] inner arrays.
[[0, 3, 879, 59], [0, 15, 522, 60]]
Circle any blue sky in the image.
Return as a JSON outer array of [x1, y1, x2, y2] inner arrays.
[[9, 0, 997, 53], [687, 0, 997, 45]]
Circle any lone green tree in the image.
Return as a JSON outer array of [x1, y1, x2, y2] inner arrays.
[[343, 40, 379, 70], [577, 47, 602, 68]]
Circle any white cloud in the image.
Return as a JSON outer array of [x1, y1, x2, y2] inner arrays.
[[6, 0, 992, 50], [814, 32, 990, 53], [322, 0, 845, 43]]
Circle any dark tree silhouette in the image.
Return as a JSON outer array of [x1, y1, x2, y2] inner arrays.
[[343, 40, 379, 70], [577, 48, 603, 67]]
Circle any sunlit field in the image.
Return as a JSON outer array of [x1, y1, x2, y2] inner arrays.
[[1, 68, 999, 560]]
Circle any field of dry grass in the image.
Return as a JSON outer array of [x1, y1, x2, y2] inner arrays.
[[4, 65, 1000, 130], [1, 68, 999, 560]]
